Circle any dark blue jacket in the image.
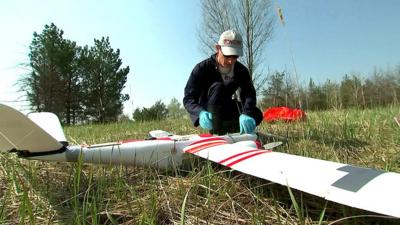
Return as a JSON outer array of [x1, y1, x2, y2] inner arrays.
[[183, 54, 258, 126]]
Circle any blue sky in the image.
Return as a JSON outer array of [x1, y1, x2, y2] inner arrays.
[[1, 0, 399, 115], [270, 0, 400, 83]]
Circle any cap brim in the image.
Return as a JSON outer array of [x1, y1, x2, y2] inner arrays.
[[221, 46, 243, 56]]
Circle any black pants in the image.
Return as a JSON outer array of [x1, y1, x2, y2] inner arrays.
[[207, 82, 263, 133]]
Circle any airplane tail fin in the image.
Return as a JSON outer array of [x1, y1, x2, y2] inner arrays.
[[28, 112, 68, 146], [0, 104, 65, 154]]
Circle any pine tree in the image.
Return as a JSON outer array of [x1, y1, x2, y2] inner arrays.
[[80, 37, 130, 122], [23, 23, 80, 124]]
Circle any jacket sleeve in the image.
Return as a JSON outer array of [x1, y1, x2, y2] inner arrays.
[[183, 64, 205, 126]]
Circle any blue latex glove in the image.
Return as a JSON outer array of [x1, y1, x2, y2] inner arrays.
[[199, 110, 213, 130], [239, 114, 256, 134]]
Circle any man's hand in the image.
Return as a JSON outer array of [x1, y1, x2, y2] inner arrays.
[[199, 110, 213, 130], [239, 114, 256, 134]]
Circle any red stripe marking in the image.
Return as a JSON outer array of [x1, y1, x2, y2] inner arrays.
[[199, 133, 213, 137], [189, 137, 226, 146], [226, 150, 271, 167], [218, 149, 260, 164], [255, 140, 262, 149], [186, 141, 227, 154]]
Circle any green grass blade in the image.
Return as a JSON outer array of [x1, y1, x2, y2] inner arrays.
[[180, 187, 191, 225]]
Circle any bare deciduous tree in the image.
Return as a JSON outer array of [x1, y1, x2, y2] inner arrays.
[[198, 0, 275, 92]]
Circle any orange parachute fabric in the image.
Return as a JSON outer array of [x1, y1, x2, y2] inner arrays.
[[263, 107, 306, 122]]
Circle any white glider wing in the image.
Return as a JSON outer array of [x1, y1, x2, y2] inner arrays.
[[183, 138, 400, 218]]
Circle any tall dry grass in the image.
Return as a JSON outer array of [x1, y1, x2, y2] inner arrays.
[[0, 107, 399, 224]]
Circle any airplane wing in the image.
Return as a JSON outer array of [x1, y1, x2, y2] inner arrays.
[[0, 104, 63, 153], [183, 140, 400, 218]]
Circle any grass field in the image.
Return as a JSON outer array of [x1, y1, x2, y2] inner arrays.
[[1, 107, 400, 224]]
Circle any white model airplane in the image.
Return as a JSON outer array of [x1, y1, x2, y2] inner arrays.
[[1, 103, 399, 218]]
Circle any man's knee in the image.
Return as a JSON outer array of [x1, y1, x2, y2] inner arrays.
[[208, 82, 225, 105]]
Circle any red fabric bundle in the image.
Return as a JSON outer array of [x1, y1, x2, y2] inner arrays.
[[263, 106, 306, 122]]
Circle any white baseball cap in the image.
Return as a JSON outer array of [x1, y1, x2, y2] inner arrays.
[[218, 30, 243, 56]]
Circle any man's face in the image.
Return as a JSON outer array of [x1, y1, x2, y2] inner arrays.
[[216, 45, 239, 68]]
